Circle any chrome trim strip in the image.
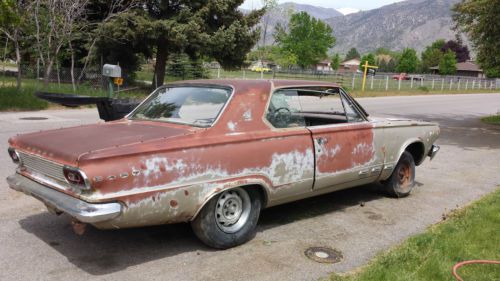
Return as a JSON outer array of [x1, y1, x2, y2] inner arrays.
[[7, 174, 121, 224]]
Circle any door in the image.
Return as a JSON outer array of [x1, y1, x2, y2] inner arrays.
[[293, 88, 384, 190]]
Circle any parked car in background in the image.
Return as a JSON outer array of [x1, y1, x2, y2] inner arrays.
[[393, 73, 425, 81], [7, 79, 440, 249], [250, 65, 272, 73]]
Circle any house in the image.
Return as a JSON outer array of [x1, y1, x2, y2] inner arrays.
[[430, 61, 485, 78], [338, 58, 361, 73], [315, 60, 332, 72]]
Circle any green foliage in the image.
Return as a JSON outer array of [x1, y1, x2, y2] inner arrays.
[[274, 12, 335, 68], [0, 86, 48, 110], [396, 48, 419, 73], [345, 48, 360, 61], [453, 0, 500, 77], [359, 53, 376, 71], [330, 53, 341, 70], [95, 9, 154, 80], [421, 39, 446, 72], [166, 53, 209, 79], [329, 189, 500, 281], [430, 39, 446, 50], [0, 0, 20, 29], [374, 48, 391, 56], [439, 49, 457, 75], [269, 47, 298, 69], [481, 115, 500, 125]]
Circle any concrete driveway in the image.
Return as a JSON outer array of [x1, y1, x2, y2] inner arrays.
[[0, 93, 499, 281]]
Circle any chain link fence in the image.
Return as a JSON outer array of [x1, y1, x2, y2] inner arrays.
[[0, 63, 106, 93]]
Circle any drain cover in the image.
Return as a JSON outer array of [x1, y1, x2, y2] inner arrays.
[[304, 247, 343, 264], [19, 117, 48, 120]]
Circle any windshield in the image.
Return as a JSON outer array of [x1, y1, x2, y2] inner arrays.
[[129, 86, 232, 127]]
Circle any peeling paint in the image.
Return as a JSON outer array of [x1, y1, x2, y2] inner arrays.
[[8, 79, 440, 230]]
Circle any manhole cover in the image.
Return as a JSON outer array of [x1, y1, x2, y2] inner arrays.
[[304, 247, 343, 264], [19, 117, 48, 120]]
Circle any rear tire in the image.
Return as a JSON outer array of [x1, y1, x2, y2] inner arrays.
[[191, 187, 262, 249], [382, 151, 415, 198]]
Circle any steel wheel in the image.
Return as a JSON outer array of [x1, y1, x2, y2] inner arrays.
[[382, 151, 415, 198], [397, 161, 412, 193], [214, 187, 251, 233]]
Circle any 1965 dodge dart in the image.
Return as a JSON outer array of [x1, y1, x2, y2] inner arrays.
[[6, 79, 440, 248]]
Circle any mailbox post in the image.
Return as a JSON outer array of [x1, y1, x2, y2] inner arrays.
[[102, 64, 122, 98]]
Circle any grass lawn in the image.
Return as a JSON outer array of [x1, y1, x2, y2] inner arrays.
[[328, 188, 500, 281], [0, 77, 150, 111], [481, 115, 500, 125]]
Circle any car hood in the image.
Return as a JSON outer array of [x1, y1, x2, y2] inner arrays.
[[369, 116, 438, 127], [9, 120, 196, 165]]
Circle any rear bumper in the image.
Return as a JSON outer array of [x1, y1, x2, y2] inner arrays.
[[7, 173, 122, 224], [428, 145, 440, 160]]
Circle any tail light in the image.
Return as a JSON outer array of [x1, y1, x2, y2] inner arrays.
[[63, 166, 91, 190], [8, 148, 20, 164]]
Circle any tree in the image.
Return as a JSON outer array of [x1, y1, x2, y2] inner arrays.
[[421, 40, 446, 72], [345, 48, 360, 61], [453, 0, 500, 77], [396, 48, 419, 73], [274, 12, 335, 68], [0, 0, 29, 90], [269, 46, 297, 69], [30, 0, 91, 87], [260, 0, 278, 48], [375, 47, 391, 56], [359, 53, 376, 71], [439, 49, 457, 75], [330, 53, 340, 70], [441, 39, 470, 63], [386, 58, 398, 72], [146, 1, 265, 86]]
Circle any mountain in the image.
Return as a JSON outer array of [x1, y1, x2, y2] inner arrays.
[[256, 2, 343, 46], [278, 2, 343, 19], [324, 0, 464, 54]]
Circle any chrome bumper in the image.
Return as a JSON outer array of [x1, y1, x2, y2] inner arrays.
[[428, 145, 440, 160], [7, 174, 121, 224]]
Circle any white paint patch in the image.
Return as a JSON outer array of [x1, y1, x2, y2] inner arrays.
[[227, 121, 237, 131], [352, 143, 375, 156], [243, 110, 252, 121], [88, 149, 315, 200]]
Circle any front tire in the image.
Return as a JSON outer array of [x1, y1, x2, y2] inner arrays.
[[382, 151, 416, 198], [191, 187, 262, 249]]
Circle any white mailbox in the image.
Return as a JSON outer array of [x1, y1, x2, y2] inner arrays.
[[102, 64, 122, 78]]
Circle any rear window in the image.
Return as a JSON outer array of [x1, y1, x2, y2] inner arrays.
[[129, 86, 232, 127]]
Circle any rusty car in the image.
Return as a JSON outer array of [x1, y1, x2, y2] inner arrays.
[[6, 79, 440, 248]]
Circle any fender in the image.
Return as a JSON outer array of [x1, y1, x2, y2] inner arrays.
[[190, 176, 272, 221]]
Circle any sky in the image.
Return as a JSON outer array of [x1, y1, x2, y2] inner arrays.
[[240, 0, 406, 11]]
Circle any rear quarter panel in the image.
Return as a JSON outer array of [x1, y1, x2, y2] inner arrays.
[[377, 119, 440, 180]]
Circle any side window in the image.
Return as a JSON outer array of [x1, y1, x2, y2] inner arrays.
[[266, 87, 364, 128], [266, 90, 306, 128], [341, 96, 364, 123]]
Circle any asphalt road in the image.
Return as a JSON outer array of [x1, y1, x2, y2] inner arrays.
[[1, 93, 499, 281]]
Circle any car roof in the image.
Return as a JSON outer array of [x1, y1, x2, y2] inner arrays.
[[168, 79, 341, 94]]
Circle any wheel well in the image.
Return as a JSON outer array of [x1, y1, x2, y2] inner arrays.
[[405, 142, 425, 165], [241, 184, 269, 207]]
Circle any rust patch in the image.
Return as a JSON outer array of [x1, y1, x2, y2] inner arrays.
[[184, 190, 189, 196], [170, 200, 178, 208]]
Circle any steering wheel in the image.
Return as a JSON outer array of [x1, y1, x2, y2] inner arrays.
[[273, 107, 292, 128]]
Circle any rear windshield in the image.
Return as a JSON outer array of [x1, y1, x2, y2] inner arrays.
[[129, 86, 232, 127]]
